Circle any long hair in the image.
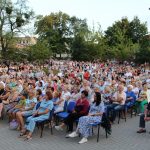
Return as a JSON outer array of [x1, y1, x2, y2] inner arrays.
[[94, 92, 101, 106]]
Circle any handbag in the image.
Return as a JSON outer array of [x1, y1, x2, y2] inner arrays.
[[9, 120, 19, 130]]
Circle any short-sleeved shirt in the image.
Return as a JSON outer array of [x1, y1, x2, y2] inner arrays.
[[38, 100, 53, 117], [113, 91, 126, 105], [25, 97, 37, 109], [18, 99, 26, 107], [89, 102, 105, 114]]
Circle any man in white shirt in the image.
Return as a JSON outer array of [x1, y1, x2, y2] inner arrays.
[[106, 85, 126, 122]]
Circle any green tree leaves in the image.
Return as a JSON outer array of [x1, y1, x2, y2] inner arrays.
[[0, 0, 34, 54], [26, 40, 52, 62]]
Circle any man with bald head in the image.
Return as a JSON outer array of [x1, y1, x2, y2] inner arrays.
[[106, 85, 126, 122]]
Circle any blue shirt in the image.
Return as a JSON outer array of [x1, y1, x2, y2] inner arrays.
[[126, 91, 136, 103], [25, 97, 37, 109], [38, 100, 53, 117]]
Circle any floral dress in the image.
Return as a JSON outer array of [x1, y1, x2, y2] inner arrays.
[[77, 102, 105, 138]]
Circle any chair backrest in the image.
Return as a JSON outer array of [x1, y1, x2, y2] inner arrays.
[[63, 100, 68, 112], [36, 102, 41, 110], [67, 101, 76, 113]]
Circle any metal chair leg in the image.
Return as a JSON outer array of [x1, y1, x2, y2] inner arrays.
[[40, 124, 44, 138], [118, 111, 120, 124], [92, 127, 94, 135], [49, 122, 53, 135], [97, 125, 100, 142], [105, 128, 108, 138], [123, 109, 127, 122]]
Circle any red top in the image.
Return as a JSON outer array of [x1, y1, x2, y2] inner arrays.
[[84, 72, 90, 80], [76, 98, 90, 115]]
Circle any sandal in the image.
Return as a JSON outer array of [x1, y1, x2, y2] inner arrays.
[[18, 130, 26, 137], [24, 135, 32, 141]]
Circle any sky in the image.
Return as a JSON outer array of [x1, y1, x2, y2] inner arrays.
[[27, 0, 150, 32]]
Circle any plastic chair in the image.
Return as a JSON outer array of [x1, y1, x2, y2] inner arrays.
[[57, 101, 76, 119], [36, 109, 54, 138]]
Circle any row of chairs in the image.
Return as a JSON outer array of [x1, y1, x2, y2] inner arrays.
[[17, 100, 139, 141], [36, 100, 138, 141]]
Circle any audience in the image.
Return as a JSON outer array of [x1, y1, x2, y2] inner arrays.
[[0, 60, 149, 143]]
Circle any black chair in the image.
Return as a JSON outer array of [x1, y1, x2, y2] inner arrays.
[[36, 109, 54, 138]]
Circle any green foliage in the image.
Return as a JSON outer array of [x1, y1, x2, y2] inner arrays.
[[35, 12, 90, 58], [35, 11, 71, 56], [128, 16, 148, 43], [136, 36, 150, 63], [26, 40, 52, 62], [2, 49, 27, 62], [0, 0, 34, 54], [105, 16, 148, 61], [1, 5, 149, 64]]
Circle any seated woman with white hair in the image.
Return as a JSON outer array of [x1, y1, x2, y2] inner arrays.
[[125, 85, 136, 108]]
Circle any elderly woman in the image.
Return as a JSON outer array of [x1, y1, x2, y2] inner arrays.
[[54, 85, 71, 114], [21, 91, 53, 140], [4, 87, 19, 112], [16, 90, 37, 132], [125, 85, 136, 107], [68, 92, 105, 144], [101, 86, 113, 104]]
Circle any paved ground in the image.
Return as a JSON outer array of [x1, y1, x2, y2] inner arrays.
[[0, 116, 150, 150]]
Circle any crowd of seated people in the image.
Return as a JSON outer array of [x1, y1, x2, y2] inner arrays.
[[0, 60, 149, 144]]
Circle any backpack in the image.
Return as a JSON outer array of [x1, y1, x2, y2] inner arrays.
[[101, 113, 112, 135], [9, 120, 19, 130]]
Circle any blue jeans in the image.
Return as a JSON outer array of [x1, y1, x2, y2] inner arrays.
[[106, 104, 124, 121]]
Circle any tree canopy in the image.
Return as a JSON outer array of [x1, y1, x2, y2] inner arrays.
[[0, 3, 149, 63], [0, 0, 34, 55]]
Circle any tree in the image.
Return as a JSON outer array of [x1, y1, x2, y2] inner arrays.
[[35, 11, 71, 57], [26, 40, 52, 62], [105, 17, 130, 47], [104, 16, 148, 61], [71, 35, 89, 61], [0, 0, 34, 55], [136, 35, 150, 63], [128, 16, 148, 43]]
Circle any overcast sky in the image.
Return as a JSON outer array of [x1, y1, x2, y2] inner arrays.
[[27, 0, 150, 32]]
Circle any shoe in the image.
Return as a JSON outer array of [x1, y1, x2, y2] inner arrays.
[[68, 131, 78, 138], [132, 112, 136, 115], [137, 129, 146, 133], [78, 137, 88, 144], [138, 113, 142, 116], [55, 126, 63, 131]]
